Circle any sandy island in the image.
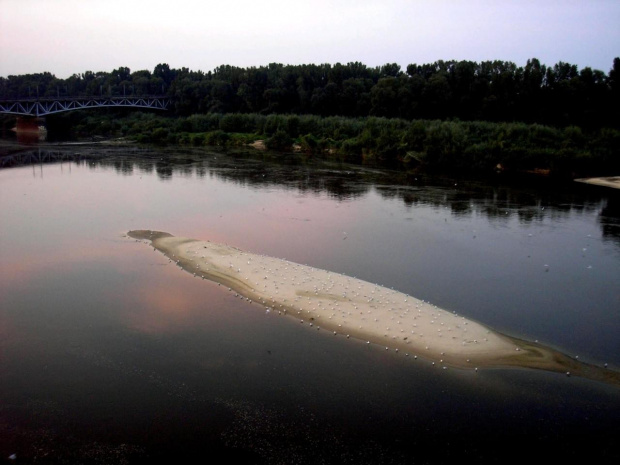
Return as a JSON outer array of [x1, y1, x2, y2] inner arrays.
[[575, 176, 620, 190], [128, 230, 619, 386]]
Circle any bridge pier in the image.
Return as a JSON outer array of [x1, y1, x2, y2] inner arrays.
[[13, 116, 47, 142]]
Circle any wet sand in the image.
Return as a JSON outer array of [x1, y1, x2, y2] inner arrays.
[[127, 230, 620, 386]]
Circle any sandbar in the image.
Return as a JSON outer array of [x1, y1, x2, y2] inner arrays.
[[128, 230, 619, 385], [575, 176, 620, 190]]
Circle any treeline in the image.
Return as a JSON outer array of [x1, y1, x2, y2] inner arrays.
[[2, 58, 620, 128], [63, 111, 620, 177]]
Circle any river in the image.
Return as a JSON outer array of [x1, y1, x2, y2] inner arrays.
[[1, 144, 619, 463]]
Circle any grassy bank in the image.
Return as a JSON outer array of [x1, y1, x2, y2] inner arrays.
[[46, 110, 620, 177]]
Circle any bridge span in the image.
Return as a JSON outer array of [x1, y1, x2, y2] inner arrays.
[[0, 95, 170, 117]]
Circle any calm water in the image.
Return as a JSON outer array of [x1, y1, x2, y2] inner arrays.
[[1, 145, 619, 463]]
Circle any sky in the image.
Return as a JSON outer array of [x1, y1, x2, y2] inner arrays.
[[1, 0, 619, 78]]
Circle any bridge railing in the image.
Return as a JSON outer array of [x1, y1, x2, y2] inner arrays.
[[0, 95, 169, 103]]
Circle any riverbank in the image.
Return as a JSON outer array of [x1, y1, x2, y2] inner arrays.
[[34, 110, 620, 178]]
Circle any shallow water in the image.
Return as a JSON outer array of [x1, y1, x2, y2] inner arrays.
[[1, 145, 619, 463]]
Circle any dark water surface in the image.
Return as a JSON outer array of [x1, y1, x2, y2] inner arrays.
[[1, 145, 619, 463]]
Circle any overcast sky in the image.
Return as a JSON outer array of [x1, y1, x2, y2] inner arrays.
[[1, 0, 618, 78]]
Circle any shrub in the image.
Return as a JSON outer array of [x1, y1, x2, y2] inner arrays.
[[150, 127, 170, 144], [187, 114, 221, 132], [299, 133, 319, 152], [219, 113, 259, 133], [263, 115, 287, 136], [204, 130, 230, 146], [190, 133, 205, 146], [286, 115, 301, 138], [265, 129, 293, 150]]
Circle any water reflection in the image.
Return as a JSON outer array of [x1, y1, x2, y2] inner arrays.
[[2, 145, 618, 246], [600, 196, 620, 244], [1, 143, 619, 463]]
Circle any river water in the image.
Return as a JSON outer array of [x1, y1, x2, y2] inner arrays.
[[1, 144, 619, 463]]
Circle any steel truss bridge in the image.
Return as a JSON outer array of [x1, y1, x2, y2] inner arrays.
[[0, 95, 170, 116]]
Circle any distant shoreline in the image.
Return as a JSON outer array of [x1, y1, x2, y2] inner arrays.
[[2, 137, 619, 188]]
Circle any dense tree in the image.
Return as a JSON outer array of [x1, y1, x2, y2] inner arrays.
[[1, 58, 619, 128]]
